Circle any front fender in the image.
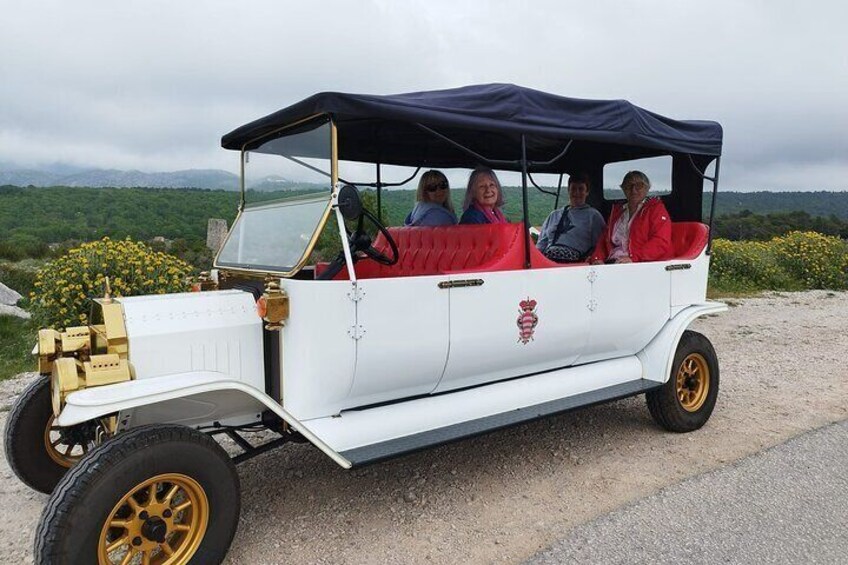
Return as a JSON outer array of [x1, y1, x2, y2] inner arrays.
[[637, 301, 727, 383], [58, 371, 352, 468]]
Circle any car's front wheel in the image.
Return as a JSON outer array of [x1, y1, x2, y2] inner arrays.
[[646, 330, 719, 432], [35, 424, 240, 565]]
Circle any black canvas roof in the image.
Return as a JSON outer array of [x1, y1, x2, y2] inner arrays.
[[221, 83, 722, 172]]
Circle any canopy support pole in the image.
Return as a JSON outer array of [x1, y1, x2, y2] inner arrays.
[[376, 163, 382, 222], [413, 123, 521, 167], [521, 135, 531, 269], [686, 154, 721, 255]]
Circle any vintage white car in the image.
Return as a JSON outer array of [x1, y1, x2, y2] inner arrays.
[[6, 84, 726, 564]]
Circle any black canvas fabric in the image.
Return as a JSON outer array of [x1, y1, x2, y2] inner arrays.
[[221, 83, 722, 171]]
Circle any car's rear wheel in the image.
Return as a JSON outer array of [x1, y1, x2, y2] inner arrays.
[[4, 376, 95, 493], [35, 424, 240, 565], [646, 330, 719, 432]]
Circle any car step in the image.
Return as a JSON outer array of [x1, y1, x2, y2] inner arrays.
[[298, 356, 659, 467]]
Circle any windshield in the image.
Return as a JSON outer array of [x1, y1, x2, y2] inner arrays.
[[216, 117, 334, 274], [215, 195, 331, 273], [243, 117, 332, 204]]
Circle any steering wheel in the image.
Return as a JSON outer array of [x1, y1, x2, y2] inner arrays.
[[316, 186, 399, 280], [350, 207, 399, 266]]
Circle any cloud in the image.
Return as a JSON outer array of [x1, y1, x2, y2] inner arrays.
[[1, 0, 847, 190]]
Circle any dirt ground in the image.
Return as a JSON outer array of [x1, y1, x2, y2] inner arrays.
[[1, 291, 846, 564]]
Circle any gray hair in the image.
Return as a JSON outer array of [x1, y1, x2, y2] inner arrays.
[[620, 170, 651, 190], [462, 166, 505, 211]]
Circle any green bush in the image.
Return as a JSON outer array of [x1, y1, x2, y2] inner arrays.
[[29, 237, 195, 329], [710, 231, 848, 293]]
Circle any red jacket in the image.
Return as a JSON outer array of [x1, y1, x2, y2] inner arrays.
[[590, 198, 673, 262]]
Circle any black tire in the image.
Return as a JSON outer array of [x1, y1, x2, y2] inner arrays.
[[35, 424, 240, 565], [4, 376, 83, 494], [646, 330, 719, 433]]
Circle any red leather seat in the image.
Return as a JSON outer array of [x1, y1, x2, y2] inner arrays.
[[671, 222, 709, 259], [354, 223, 529, 279]]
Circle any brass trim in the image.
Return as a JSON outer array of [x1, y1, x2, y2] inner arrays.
[[215, 116, 336, 279], [331, 118, 338, 187], [213, 199, 333, 279], [665, 263, 692, 271]]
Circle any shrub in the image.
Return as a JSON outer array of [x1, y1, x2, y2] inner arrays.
[[772, 231, 848, 289], [29, 237, 194, 329], [710, 231, 848, 293]]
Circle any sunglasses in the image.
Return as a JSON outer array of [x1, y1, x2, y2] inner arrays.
[[425, 182, 449, 192]]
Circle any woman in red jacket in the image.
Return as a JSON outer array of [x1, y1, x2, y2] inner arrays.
[[590, 171, 672, 264]]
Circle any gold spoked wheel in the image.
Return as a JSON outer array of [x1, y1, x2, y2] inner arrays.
[[98, 473, 209, 565], [675, 353, 710, 412], [43, 414, 89, 468]]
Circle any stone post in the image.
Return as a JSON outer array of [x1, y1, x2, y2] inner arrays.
[[206, 219, 229, 253]]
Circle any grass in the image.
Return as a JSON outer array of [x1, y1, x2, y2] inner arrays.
[[0, 315, 37, 381]]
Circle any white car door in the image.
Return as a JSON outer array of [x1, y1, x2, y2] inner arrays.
[[344, 275, 450, 408], [433, 266, 593, 394]]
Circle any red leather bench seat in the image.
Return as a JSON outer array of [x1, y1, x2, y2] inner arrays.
[[670, 222, 709, 260], [323, 221, 708, 280]]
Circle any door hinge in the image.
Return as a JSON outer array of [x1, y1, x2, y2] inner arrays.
[[587, 298, 598, 312], [348, 325, 366, 340], [347, 285, 365, 302], [587, 268, 598, 283]]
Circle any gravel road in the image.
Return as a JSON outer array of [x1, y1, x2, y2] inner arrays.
[[1, 290, 846, 564]]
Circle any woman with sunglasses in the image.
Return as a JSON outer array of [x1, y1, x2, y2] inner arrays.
[[404, 170, 458, 226]]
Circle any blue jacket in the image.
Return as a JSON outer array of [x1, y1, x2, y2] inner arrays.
[[404, 202, 457, 226], [459, 207, 492, 224]]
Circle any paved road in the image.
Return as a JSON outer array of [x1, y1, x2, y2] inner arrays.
[[526, 420, 848, 565]]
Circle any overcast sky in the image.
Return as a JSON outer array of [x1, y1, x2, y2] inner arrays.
[[2, 0, 847, 191]]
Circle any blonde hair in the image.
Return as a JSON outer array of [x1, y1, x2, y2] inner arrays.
[[416, 170, 454, 213]]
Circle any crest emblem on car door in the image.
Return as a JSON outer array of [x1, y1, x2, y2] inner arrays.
[[517, 298, 539, 344]]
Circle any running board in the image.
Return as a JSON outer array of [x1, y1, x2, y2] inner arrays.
[[298, 356, 659, 467]]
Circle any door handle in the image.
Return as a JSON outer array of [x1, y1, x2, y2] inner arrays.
[[438, 279, 484, 289]]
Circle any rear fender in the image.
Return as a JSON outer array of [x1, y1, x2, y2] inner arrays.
[[637, 301, 727, 383], [57, 370, 352, 468]]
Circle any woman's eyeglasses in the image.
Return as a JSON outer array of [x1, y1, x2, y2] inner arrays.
[[425, 182, 449, 192]]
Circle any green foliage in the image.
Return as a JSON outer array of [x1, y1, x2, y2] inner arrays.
[[710, 232, 848, 293], [29, 237, 195, 329], [714, 210, 848, 241], [0, 316, 36, 381]]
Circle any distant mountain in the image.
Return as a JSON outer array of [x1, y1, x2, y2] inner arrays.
[[0, 167, 240, 190]]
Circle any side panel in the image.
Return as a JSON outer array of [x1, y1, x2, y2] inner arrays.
[[670, 253, 710, 308], [346, 276, 450, 408], [121, 290, 264, 390], [580, 263, 671, 364], [434, 266, 591, 394], [279, 279, 356, 420]]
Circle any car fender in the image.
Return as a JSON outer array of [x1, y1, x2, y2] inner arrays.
[[637, 301, 727, 383], [58, 370, 352, 468]]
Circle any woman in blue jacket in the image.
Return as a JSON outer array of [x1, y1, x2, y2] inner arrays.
[[404, 170, 458, 226]]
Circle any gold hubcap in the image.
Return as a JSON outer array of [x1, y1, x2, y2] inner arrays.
[[98, 473, 209, 565], [43, 415, 89, 468], [675, 353, 710, 412]]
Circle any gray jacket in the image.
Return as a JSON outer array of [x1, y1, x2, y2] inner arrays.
[[536, 204, 606, 255]]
